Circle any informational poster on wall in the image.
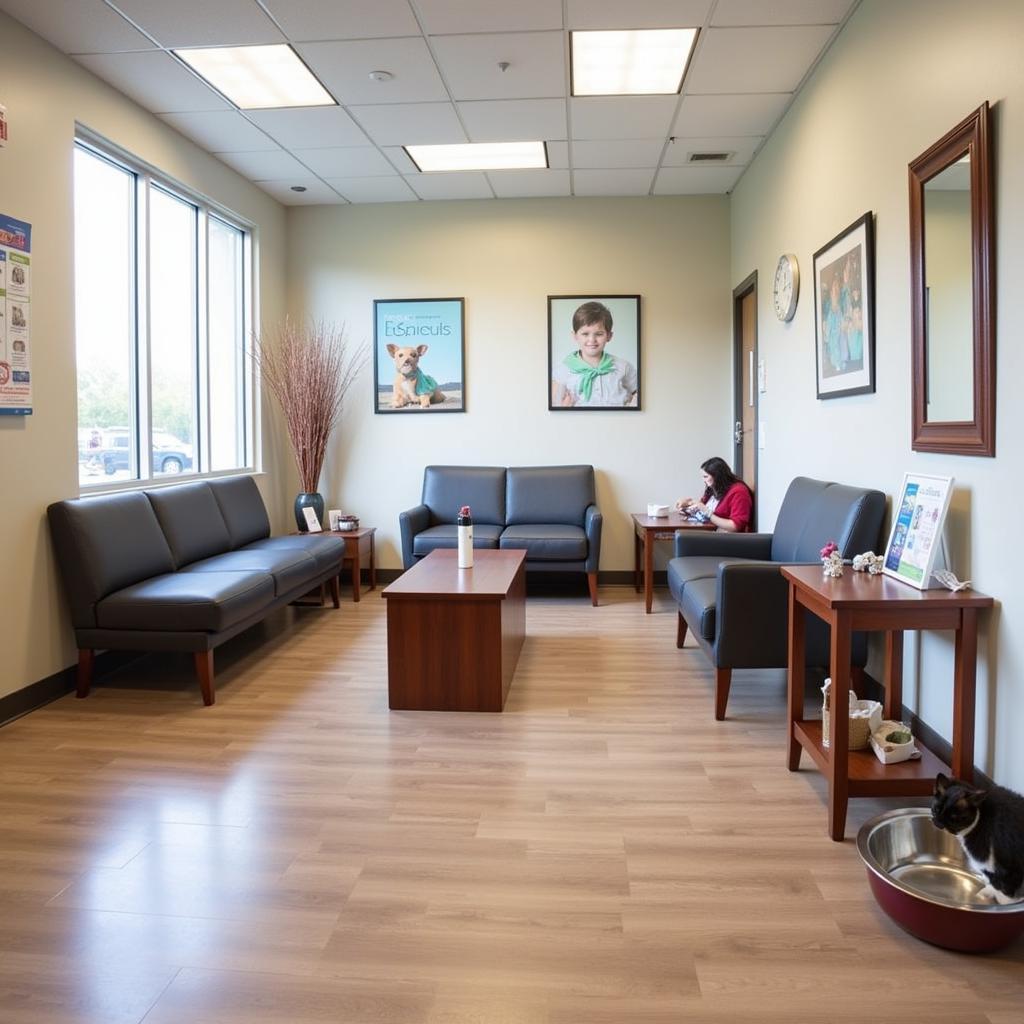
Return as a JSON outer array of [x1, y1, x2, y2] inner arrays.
[[0, 213, 32, 416], [882, 472, 954, 589]]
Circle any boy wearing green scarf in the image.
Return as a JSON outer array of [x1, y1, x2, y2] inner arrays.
[[551, 301, 638, 408]]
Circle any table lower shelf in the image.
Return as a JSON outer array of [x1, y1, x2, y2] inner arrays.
[[793, 720, 948, 797]]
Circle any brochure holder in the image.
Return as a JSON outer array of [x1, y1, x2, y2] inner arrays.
[[882, 473, 953, 590]]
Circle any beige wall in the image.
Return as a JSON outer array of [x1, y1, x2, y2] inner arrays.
[[0, 12, 288, 701], [285, 196, 732, 572], [730, 0, 1024, 787]]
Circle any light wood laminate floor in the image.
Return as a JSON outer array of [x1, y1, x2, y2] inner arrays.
[[1, 587, 1021, 1023]]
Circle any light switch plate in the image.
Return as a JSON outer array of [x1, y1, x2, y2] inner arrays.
[[758, 359, 766, 393]]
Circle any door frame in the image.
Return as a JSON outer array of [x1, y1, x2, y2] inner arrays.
[[732, 271, 758, 529]]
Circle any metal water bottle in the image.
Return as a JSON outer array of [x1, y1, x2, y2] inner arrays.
[[457, 505, 473, 569]]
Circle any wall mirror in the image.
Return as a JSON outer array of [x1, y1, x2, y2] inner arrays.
[[909, 101, 994, 456]]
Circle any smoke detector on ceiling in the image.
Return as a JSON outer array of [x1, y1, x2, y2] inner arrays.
[[368, 70, 394, 82]]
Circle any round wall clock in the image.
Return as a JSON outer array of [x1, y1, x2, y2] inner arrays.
[[772, 253, 800, 322]]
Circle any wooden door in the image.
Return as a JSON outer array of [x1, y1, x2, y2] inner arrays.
[[732, 273, 758, 523]]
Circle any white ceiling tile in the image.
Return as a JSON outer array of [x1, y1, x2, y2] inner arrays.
[[566, 0, 712, 29], [293, 147, 396, 177], [160, 110, 279, 151], [247, 107, 369, 148], [297, 38, 448, 105], [572, 139, 665, 169], [325, 177, 419, 203], [571, 97, 677, 140], [417, 0, 562, 34], [711, 0, 854, 27], [260, 0, 420, 40], [256, 179, 347, 204], [653, 165, 743, 193], [75, 52, 229, 113], [686, 25, 835, 94], [380, 147, 421, 173], [0, 0, 156, 53], [672, 93, 789, 136], [457, 99, 567, 143], [662, 136, 761, 166], [488, 169, 571, 198], [573, 168, 654, 196], [348, 103, 466, 146], [546, 141, 569, 168], [404, 172, 493, 200], [431, 32, 565, 101], [214, 149, 310, 180], [111, 0, 285, 47]]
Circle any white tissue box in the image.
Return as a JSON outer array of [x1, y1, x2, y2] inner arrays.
[[647, 503, 670, 518]]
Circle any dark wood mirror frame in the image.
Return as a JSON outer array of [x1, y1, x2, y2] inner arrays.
[[909, 101, 995, 456]]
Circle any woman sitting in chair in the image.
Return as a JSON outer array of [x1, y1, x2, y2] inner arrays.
[[676, 456, 753, 533]]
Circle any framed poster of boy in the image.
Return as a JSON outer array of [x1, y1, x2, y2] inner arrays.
[[548, 295, 640, 410], [373, 298, 465, 413]]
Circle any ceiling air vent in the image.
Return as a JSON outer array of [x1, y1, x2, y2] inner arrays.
[[688, 151, 732, 163]]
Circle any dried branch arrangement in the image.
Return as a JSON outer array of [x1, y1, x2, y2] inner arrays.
[[253, 319, 367, 493]]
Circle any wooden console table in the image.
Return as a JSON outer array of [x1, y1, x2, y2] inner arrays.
[[782, 564, 993, 841], [631, 512, 715, 613]]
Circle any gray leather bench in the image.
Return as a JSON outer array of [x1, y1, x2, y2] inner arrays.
[[667, 476, 886, 719], [47, 476, 346, 705], [399, 465, 603, 605]]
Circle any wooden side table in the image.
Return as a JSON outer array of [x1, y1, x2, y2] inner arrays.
[[332, 527, 376, 602], [781, 564, 993, 841], [630, 512, 715, 613]]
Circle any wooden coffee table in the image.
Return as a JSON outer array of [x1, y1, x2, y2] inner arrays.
[[631, 512, 715, 613], [382, 549, 527, 712]]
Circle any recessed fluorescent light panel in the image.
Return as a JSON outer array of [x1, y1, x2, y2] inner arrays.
[[174, 44, 335, 109], [405, 141, 548, 173], [571, 29, 698, 96]]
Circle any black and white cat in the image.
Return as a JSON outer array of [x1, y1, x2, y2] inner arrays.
[[931, 773, 1024, 905]]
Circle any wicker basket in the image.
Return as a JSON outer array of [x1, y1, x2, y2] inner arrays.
[[822, 678, 882, 750]]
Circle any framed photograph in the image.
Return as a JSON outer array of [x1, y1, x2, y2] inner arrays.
[[373, 298, 465, 413], [813, 212, 875, 399], [548, 295, 641, 410], [882, 472, 954, 590]]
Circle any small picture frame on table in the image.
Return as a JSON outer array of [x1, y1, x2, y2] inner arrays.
[[882, 472, 954, 589]]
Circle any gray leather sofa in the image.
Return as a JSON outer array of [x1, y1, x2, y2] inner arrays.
[[667, 476, 886, 720], [47, 476, 346, 705], [399, 465, 602, 605]]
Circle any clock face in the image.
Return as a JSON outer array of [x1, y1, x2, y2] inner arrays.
[[773, 253, 799, 321]]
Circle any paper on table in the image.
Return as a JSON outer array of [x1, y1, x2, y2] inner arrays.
[[302, 506, 322, 532]]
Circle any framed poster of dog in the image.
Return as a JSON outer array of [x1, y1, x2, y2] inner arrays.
[[374, 298, 465, 413]]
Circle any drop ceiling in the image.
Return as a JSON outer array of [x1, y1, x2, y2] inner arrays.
[[0, 0, 858, 204]]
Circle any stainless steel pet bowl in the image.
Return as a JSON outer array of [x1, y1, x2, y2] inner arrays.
[[857, 808, 1024, 952]]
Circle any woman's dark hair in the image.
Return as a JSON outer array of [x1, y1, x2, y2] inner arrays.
[[700, 456, 741, 501]]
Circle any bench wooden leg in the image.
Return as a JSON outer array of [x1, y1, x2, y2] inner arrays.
[[194, 651, 215, 706], [587, 572, 599, 607], [329, 574, 341, 609], [714, 667, 732, 721], [676, 612, 688, 649], [76, 649, 94, 698], [850, 664, 866, 699]]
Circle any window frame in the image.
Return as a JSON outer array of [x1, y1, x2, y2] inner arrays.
[[74, 129, 258, 494]]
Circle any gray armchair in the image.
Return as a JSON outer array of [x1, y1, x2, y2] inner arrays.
[[667, 477, 886, 719]]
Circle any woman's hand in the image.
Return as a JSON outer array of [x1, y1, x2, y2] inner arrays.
[[675, 497, 694, 512]]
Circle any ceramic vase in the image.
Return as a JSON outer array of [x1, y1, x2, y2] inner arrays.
[[294, 492, 325, 532]]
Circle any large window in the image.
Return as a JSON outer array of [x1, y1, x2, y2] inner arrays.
[[74, 138, 254, 488]]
